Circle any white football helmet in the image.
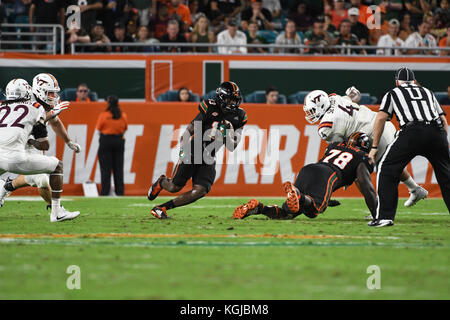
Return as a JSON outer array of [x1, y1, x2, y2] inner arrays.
[[303, 90, 331, 124], [32, 73, 60, 106], [5, 78, 32, 101]]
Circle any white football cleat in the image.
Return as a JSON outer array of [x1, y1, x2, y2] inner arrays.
[[50, 206, 80, 222], [0, 179, 8, 208], [404, 186, 428, 207]]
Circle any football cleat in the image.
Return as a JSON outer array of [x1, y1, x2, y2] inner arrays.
[[0, 178, 11, 208], [404, 186, 428, 207], [367, 219, 394, 227], [283, 181, 300, 213], [233, 199, 260, 219], [148, 175, 165, 201], [150, 206, 169, 219], [50, 206, 80, 222]]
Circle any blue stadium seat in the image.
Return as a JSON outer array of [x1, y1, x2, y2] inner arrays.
[[60, 88, 77, 101], [359, 93, 377, 105], [245, 90, 266, 103], [89, 91, 99, 101], [190, 93, 200, 102], [157, 90, 200, 102], [295, 91, 310, 104], [0, 89, 4, 99], [277, 94, 287, 104], [434, 92, 447, 104], [288, 94, 299, 104], [201, 90, 216, 101]]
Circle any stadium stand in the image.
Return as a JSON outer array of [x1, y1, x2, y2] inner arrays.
[[156, 90, 200, 102], [245, 90, 287, 104], [60, 88, 99, 102]]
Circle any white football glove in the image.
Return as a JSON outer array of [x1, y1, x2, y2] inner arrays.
[[345, 86, 361, 103], [220, 120, 234, 139], [48, 101, 70, 120], [67, 140, 81, 153]]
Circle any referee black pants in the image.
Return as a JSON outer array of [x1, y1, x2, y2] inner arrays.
[[98, 134, 125, 196], [376, 123, 450, 220]]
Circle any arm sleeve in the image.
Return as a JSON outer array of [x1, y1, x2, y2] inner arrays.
[[434, 94, 446, 116], [31, 122, 48, 139], [237, 110, 248, 129], [379, 91, 394, 116]]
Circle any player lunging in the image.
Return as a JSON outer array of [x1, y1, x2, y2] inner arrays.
[[303, 87, 427, 207], [148, 81, 248, 219], [0, 79, 79, 222], [0, 73, 81, 210], [233, 133, 377, 220]]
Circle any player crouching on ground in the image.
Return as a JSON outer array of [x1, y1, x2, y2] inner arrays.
[[147, 81, 248, 219], [233, 133, 377, 221], [0, 79, 79, 222]]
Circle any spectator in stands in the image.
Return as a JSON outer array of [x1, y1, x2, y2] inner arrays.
[[324, 13, 337, 34], [206, 0, 224, 31], [190, 14, 215, 53], [111, 21, 134, 52], [29, 0, 64, 29], [168, 0, 192, 32], [335, 19, 366, 54], [131, 0, 152, 27], [349, 0, 370, 25], [274, 19, 302, 54], [434, 0, 450, 30], [246, 20, 268, 53], [379, 0, 404, 22], [404, 21, 438, 55], [66, 0, 103, 34], [368, 5, 389, 45], [127, 20, 138, 40], [348, 7, 369, 46], [399, 12, 414, 41], [217, 0, 242, 19], [262, 0, 282, 19], [330, 0, 348, 29], [189, 0, 203, 25], [149, 2, 170, 40], [134, 25, 160, 52], [66, 20, 91, 53], [96, 95, 128, 196], [404, 0, 430, 29], [89, 20, 112, 52], [265, 87, 279, 104], [103, 0, 129, 38], [290, 2, 313, 32], [440, 85, 450, 105], [76, 83, 92, 102], [160, 19, 189, 52], [303, 17, 335, 54], [216, 17, 247, 54], [241, 0, 275, 30], [12, 0, 31, 22], [439, 26, 450, 56], [177, 87, 191, 102], [376, 19, 404, 56]]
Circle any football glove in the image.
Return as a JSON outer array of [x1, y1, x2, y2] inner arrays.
[[48, 101, 70, 120], [220, 120, 234, 139], [67, 140, 81, 153], [328, 199, 341, 207], [345, 86, 361, 103]]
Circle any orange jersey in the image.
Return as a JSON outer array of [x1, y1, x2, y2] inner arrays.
[[168, 3, 192, 26], [96, 111, 128, 135]]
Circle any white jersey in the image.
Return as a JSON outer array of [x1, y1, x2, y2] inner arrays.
[[318, 94, 377, 143], [0, 101, 46, 151]]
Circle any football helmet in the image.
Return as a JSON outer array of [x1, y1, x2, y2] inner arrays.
[[5, 78, 32, 101], [215, 81, 242, 113], [303, 90, 330, 124], [32, 73, 60, 106], [347, 132, 372, 153]]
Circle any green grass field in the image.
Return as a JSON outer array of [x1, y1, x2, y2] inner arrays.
[[0, 196, 448, 300]]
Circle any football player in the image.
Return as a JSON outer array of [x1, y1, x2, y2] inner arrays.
[[303, 87, 427, 208], [0, 73, 80, 210], [0, 79, 79, 222], [147, 81, 248, 219], [233, 132, 377, 220]]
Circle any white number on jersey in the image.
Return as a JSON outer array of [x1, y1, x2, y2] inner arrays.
[[322, 149, 354, 170]]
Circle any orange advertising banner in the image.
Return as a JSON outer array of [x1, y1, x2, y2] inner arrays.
[[8, 102, 449, 198]]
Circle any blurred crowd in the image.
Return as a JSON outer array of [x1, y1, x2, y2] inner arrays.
[[1, 0, 449, 55]]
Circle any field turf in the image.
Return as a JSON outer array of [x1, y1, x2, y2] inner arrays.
[[0, 196, 448, 300]]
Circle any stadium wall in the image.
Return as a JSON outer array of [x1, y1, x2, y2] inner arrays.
[[0, 53, 449, 101], [3, 102, 448, 198]]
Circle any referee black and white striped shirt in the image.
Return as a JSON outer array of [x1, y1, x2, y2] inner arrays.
[[379, 69, 446, 128]]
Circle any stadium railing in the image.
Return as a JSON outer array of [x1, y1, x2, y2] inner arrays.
[[71, 42, 450, 56], [1, 23, 65, 54]]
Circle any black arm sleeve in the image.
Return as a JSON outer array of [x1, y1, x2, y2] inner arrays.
[[31, 122, 48, 139], [356, 162, 378, 219]]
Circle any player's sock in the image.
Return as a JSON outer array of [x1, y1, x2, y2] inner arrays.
[[4, 180, 16, 192], [402, 177, 419, 191], [261, 205, 283, 219], [159, 200, 175, 210], [51, 198, 61, 213]]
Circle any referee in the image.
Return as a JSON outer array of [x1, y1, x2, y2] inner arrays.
[[368, 67, 450, 227]]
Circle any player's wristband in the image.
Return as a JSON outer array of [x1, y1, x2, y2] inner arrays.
[[371, 146, 378, 149]]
